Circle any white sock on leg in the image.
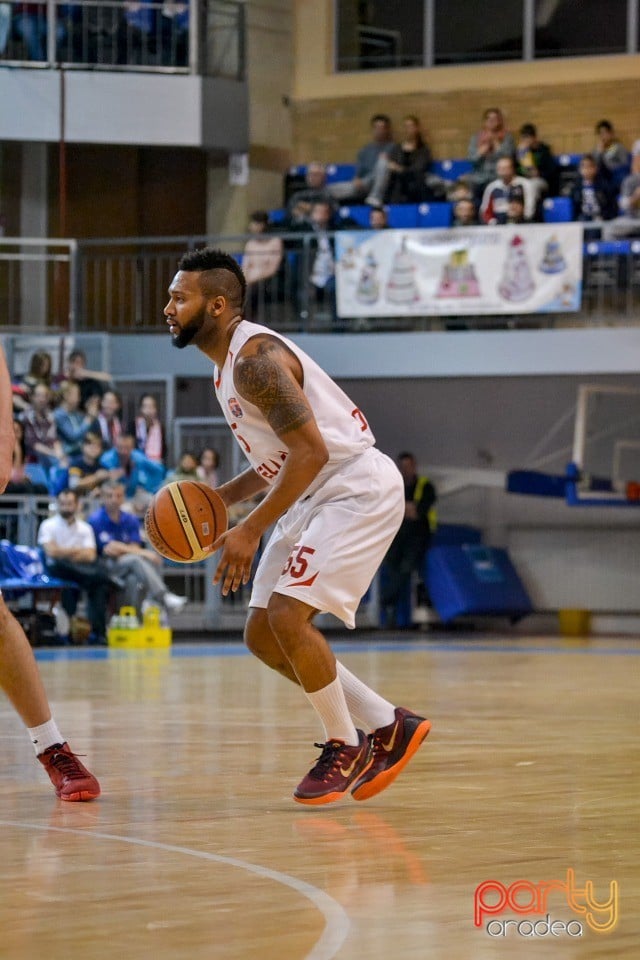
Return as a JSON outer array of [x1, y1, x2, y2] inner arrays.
[[336, 661, 395, 730], [27, 718, 64, 755], [305, 676, 359, 745]]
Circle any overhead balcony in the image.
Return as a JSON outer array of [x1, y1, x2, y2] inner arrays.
[[0, 0, 248, 151]]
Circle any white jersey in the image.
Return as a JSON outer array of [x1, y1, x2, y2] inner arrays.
[[214, 320, 375, 492]]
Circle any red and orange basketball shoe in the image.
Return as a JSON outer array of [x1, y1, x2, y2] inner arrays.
[[351, 708, 431, 802], [38, 743, 101, 802], [294, 730, 372, 805]]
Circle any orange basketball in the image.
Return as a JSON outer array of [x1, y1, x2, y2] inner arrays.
[[144, 481, 228, 563]]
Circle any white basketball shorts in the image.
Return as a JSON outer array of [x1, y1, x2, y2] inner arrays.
[[250, 446, 404, 628]]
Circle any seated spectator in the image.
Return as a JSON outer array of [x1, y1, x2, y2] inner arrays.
[[13, 1, 65, 60], [165, 450, 199, 483], [286, 163, 337, 225], [307, 201, 338, 318], [369, 207, 389, 229], [62, 349, 113, 407], [160, 0, 188, 67], [54, 381, 100, 457], [327, 113, 396, 207], [447, 179, 475, 203], [196, 447, 220, 487], [571, 154, 617, 225], [467, 107, 516, 195], [88, 481, 186, 617], [17, 349, 53, 399], [506, 195, 526, 224], [593, 120, 630, 181], [516, 123, 559, 196], [100, 433, 165, 515], [96, 389, 123, 450], [131, 393, 166, 464], [38, 488, 113, 645], [5, 419, 48, 495], [65, 432, 110, 498], [22, 382, 66, 479], [480, 157, 535, 224], [603, 152, 640, 239], [452, 198, 478, 226], [386, 115, 433, 204], [242, 211, 285, 318]]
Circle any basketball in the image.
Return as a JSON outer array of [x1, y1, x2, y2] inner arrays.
[[144, 481, 228, 563]]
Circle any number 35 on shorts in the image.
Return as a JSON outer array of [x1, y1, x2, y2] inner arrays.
[[282, 544, 317, 581]]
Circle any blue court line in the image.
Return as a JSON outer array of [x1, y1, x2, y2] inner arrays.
[[33, 639, 640, 662]]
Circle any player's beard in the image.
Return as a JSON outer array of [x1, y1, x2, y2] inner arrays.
[[170, 307, 206, 349]]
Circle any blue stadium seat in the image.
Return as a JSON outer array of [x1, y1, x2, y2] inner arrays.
[[543, 197, 573, 223], [339, 205, 371, 228], [385, 204, 420, 228], [268, 208, 286, 224], [326, 163, 356, 183], [288, 164, 307, 178], [432, 159, 473, 181], [417, 202, 453, 228], [556, 153, 582, 169], [584, 240, 631, 256]]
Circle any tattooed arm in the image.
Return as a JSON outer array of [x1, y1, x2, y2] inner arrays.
[[213, 335, 329, 594]]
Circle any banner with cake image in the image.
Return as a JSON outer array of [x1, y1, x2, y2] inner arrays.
[[335, 223, 583, 318]]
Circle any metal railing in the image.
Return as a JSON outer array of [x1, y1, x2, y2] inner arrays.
[[4, 232, 640, 334], [0, 0, 244, 76]]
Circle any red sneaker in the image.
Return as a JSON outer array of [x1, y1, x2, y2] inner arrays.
[[38, 742, 101, 802], [294, 730, 371, 806], [351, 708, 431, 802]]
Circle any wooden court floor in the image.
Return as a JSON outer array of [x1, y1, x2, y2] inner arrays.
[[0, 633, 638, 960]]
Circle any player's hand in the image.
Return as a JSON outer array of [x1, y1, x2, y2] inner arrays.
[[212, 524, 260, 596]]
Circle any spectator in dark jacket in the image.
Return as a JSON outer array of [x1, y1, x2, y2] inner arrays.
[[386, 115, 433, 204], [571, 154, 617, 225]]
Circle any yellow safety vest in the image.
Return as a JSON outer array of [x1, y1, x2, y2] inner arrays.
[[413, 475, 437, 533]]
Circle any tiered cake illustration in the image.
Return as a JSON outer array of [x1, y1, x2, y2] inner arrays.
[[538, 234, 567, 274], [498, 234, 535, 301], [436, 248, 481, 298], [385, 237, 420, 304]]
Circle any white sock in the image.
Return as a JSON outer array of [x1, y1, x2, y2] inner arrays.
[[305, 676, 359, 745], [336, 661, 396, 731], [28, 718, 64, 755]]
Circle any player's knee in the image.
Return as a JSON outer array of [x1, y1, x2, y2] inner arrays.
[[244, 607, 268, 655], [266, 592, 305, 644]]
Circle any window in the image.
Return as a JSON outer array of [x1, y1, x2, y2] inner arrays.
[[534, 0, 627, 58], [434, 0, 524, 65], [336, 0, 425, 71]]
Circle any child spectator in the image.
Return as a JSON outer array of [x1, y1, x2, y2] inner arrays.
[[96, 389, 123, 450], [516, 123, 559, 195], [196, 447, 220, 488], [593, 120, 630, 181], [131, 393, 166, 464], [165, 450, 199, 483], [571, 154, 617, 226]]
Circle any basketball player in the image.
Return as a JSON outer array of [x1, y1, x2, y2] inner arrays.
[[0, 342, 100, 801], [165, 248, 430, 805]]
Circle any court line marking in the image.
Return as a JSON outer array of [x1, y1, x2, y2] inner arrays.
[[33, 639, 640, 663], [0, 819, 350, 960]]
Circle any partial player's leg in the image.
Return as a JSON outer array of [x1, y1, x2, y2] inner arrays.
[[0, 594, 100, 801], [266, 592, 371, 806]]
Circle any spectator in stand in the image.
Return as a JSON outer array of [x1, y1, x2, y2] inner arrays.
[[571, 154, 617, 227], [124, 0, 158, 64], [131, 393, 166, 464], [506, 195, 526, 224], [22, 382, 66, 479], [369, 207, 389, 229], [386, 115, 433, 204], [13, 1, 65, 60], [88, 481, 186, 617], [38, 488, 113, 645], [452, 198, 478, 227], [54, 381, 100, 457], [307, 200, 340, 319], [18, 350, 53, 399], [516, 123, 559, 196], [99, 433, 165, 515], [196, 447, 220, 487], [327, 113, 396, 207], [286, 163, 336, 225], [603, 152, 640, 239], [61, 349, 112, 408], [160, 0, 188, 67], [593, 120, 630, 182], [5, 419, 48, 495], [467, 107, 516, 196], [96, 389, 123, 450], [447, 179, 475, 203], [242, 211, 285, 318], [480, 156, 535, 224], [64, 432, 110, 499], [165, 450, 199, 483]]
